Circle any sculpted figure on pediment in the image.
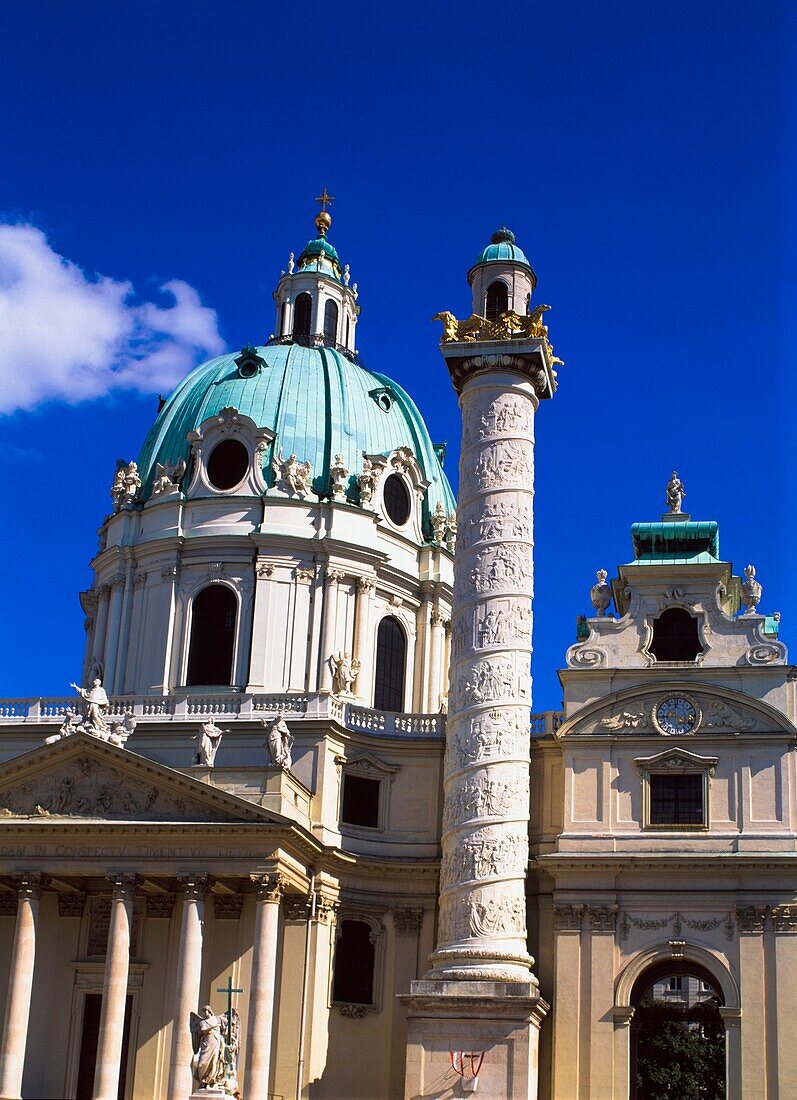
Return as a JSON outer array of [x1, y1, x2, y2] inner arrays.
[[70, 678, 109, 735]]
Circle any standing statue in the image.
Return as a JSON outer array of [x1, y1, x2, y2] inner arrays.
[[262, 713, 293, 769], [110, 460, 142, 512], [194, 719, 224, 766], [330, 652, 360, 696], [665, 470, 686, 514], [741, 564, 763, 615], [189, 1005, 240, 1093], [590, 569, 612, 616], [70, 678, 109, 735], [329, 454, 349, 500]]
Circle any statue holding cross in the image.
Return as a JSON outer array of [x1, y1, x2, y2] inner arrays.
[[189, 976, 242, 1095]]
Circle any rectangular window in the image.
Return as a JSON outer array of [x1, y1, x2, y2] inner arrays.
[[649, 773, 704, 826], [341, 774, 381, 828]]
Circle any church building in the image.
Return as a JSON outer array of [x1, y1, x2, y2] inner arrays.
[[0, 202, 793, 1100]]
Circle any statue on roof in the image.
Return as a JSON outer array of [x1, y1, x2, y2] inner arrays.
[[590, 569, 612, 616], [665, 471, 686, 514], [70, 678, 110, 735]]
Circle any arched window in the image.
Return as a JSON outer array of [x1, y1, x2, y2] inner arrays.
[[293, 293, 312, 337], [332, 920, 376, 1006], [323, 299, 339, 343], [374, 617, 406, 711], [382, 474, 411, 525], [631, 963, 725, 1100], [345, 314, 351, 346], [281, 301, 290, 337], [485, 280, 508, 322], [187, 585, 237, 685], [649, 608, 704, 662]]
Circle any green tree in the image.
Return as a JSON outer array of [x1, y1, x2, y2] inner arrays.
[[635, 998, 725, 1100]]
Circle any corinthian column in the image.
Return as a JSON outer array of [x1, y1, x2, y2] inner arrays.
[[167, 876, 207, 1100], [318, 568, 344, 691], [93, 874, 136, 1100], [352, 576, 375, 699], [429, 355, 549, 984], [243, 874, 286, 1099], [0, 875, 42, 1100]]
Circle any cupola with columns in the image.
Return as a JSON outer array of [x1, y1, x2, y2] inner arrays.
[[468, 226, 538, 320], [272, 190, 360, 354]]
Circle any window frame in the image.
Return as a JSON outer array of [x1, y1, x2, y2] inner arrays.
[[635, 748, 717, 832], [337, 753, 399, 837]]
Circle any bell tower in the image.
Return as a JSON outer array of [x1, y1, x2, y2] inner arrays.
[[403, 231, 561, 1099]]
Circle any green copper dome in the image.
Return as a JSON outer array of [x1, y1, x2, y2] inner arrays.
[[136, 343, 455, 531], [470, 227, 532, 272]]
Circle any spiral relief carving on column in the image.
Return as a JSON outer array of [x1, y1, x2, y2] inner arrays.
[[429, 384, 538, 982]]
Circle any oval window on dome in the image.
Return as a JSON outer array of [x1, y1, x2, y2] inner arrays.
[[207, 439, 249, 491], [382, 474, 411, 526]]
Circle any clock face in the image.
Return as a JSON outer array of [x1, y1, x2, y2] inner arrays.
[[654, 696, 700, 736]]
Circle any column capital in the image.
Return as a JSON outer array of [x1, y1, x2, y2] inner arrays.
[[430, 608, 446, 627], [326, 567, 346, 585], [177, 873, 210, 901], [106, 873, 138, 901], [356, 575, 376, 595], [14, 873, 45, 901], [251, 873, 289, 904]]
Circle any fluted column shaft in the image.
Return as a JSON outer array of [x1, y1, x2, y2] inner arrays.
[[0, 875, 42, 1100], [92, 585, 111, 668], [430, 370, 538, 982], [101, 577, 125, 695], [318, 569, 343, 691], [243, 875, 285, 1099], [93, 875, 136, 1100], [167, 877, 207, 1100]]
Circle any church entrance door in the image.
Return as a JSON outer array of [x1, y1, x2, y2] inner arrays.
[[75, 993, 134, 1100], [630, 963, 725, 1100]]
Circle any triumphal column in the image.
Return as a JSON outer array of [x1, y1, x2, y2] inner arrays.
[[403, 230, 560, 1099]]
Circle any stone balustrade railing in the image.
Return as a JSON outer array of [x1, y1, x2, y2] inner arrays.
[[0, 694, 562, 739]]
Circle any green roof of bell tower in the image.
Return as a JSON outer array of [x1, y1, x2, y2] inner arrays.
[[630, 519, 720, 564]]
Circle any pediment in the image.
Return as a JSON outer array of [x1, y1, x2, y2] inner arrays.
[[0, 733, 282, 824], [559, 683, 796, 739]]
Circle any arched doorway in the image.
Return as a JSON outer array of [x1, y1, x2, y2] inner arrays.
[[630, 961, 725, 1100]]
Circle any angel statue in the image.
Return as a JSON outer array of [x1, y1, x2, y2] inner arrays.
[[262, 713, 293, 769], [70, 678, 109, 735], [272, 450, 312, 497], [189, 1004, 240, 1093], [330, 651, 360, 696]]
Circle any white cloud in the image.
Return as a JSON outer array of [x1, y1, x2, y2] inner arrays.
[[0, 223, 226, 414]]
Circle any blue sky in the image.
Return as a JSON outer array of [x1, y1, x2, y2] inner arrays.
[[1, 1, 795, 709]]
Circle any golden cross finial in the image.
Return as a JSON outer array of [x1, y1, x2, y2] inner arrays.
[[315, 188, 335, 212]]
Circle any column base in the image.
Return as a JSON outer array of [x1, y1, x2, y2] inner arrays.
[[400, 980, 549, 1100], [189, 1090, 235, 1099]]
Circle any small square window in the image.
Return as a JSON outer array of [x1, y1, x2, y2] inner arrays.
[[649, 773, 704, 826], [341, 774, 381, 828]]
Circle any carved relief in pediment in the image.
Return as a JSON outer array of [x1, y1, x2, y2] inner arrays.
[[0, 755, 229, 821]]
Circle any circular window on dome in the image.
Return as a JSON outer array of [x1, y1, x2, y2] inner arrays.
[[382, 474, 411, 526], [207, 438, 249, 490]]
